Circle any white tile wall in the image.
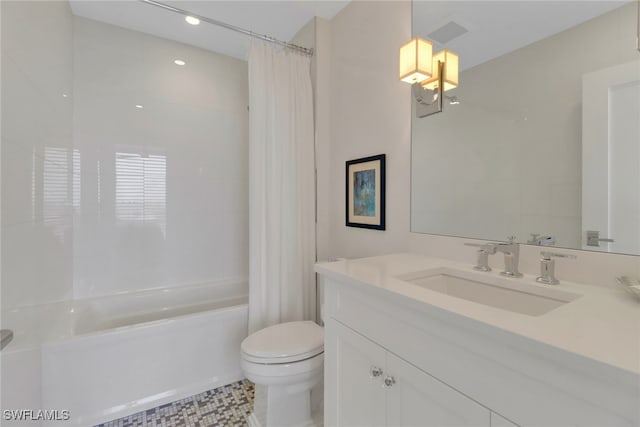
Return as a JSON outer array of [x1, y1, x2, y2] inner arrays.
[[1, 0, 74, 309], [1, 0, 74, 418], [72, 17, 249, 298]]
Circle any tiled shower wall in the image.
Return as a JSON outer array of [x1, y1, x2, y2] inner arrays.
[[1, 0, 75, 417], [1, 0, 75, 309], [72, 17, 249, 298], [2, 6, 250, 306]]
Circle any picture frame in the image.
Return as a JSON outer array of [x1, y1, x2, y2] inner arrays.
[[345, 154, 386, 230]]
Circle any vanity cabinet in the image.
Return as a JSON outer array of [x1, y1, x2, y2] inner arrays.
[[326, 318, 386, 426], [386, 349, 493, 427], [320, 270, 639, 427], [326, 318, 514, 427]]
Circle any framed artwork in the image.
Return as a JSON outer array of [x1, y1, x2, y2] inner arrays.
[[345, 154, 386, 230]]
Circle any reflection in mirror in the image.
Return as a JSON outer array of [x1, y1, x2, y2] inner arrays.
[[411, 1, 640, 255]]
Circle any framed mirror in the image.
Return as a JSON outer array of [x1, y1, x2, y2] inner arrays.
[[411, 0, 640, 255]]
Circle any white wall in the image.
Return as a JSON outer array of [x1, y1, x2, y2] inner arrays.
[[1, 1, 74, 420], [315, 17, 332, 265], [325, 0, 640, 288], [291, 18, 320, 322], [328, 0, 412, 259], [72, 17, 249, 298], [411, 3, 640, 250], [1, 0, 74, 309], [291, 16, 331, 268]]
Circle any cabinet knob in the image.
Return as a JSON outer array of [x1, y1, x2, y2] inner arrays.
[[369, 366, 384, 378], [383, 376, 396, 387]]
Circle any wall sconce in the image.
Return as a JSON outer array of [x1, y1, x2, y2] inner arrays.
[[399, 37, 459, 118], [399, 37, 433, 84]]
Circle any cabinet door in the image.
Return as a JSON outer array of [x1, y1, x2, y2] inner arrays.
[[325, 319, 387, 427], [386, 352, 490, 427]]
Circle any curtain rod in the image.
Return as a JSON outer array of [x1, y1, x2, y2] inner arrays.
[[139, 0, 314, 56]]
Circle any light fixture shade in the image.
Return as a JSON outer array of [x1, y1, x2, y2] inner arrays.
[[399, 37, 433, 84], [422, 49, 459, 91]]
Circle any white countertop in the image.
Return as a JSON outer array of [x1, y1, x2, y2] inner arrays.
[[316, 253, 640, 375]]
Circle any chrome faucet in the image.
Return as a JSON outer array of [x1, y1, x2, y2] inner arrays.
[[466, 237, 522, 277], [536, 251, 576, 285], [495, 237, 522, 277], [464, 242, 498, 271]]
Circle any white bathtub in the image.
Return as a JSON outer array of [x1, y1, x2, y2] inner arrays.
[[1, 278, 248, 427]]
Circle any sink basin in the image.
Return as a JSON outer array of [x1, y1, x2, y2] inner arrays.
[[398, 267, 581, 316]]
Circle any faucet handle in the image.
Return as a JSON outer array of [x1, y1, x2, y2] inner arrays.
[[507, 235, 517, 244], [536, 252, 576, 285], [465, 242, 499, 255], [464, 242, 497, 271], [540, 251, 577, 260]]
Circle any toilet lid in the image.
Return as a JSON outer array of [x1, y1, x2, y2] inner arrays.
[[241, 321, 324, 364]]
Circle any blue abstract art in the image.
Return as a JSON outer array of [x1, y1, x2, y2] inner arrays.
[[353, 169, 376, 216], [346, 154, 385, 230]]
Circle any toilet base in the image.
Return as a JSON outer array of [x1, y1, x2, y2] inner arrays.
[[246, 382, 322, 427]]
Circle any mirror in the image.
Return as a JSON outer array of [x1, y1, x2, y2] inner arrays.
[[411, 1, 640, 255]]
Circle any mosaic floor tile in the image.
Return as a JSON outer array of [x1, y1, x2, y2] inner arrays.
[[96, 379, 254, 427]]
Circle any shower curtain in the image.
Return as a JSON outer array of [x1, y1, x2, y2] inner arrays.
[[248, 43, 315, 334]]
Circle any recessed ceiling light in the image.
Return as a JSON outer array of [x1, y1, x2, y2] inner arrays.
[[174, 59, 186, 66], [135, 104, 144, 109], [185, 16, 200, 25]]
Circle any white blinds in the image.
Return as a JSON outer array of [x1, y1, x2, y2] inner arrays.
[[115, 152, 167, 235]]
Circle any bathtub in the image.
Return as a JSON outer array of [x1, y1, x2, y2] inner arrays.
[[1, 278, 248, 427]]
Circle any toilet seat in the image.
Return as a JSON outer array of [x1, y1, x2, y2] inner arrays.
[[241, 320, 324, 364], [241, 352, 324, 386]]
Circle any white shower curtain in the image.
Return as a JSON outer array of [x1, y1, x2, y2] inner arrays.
[[248, 43, 315, 334]]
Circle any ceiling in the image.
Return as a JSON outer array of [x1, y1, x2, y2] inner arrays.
[[413, 1, 631, 71], [69, 0, 350, 60], [70, 1, 632, 67]]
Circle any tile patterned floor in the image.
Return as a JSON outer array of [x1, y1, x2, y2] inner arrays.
[[96, 379, 254, 427]]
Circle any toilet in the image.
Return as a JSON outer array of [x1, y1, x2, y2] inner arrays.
[[241, 320, 324, 427]]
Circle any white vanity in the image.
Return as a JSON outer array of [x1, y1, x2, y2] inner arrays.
[[315, 253, 640, 426]]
